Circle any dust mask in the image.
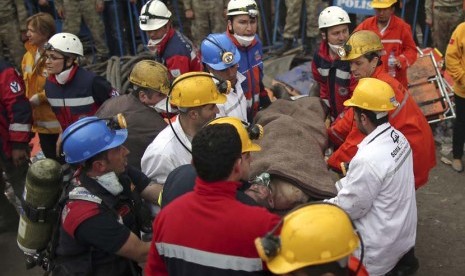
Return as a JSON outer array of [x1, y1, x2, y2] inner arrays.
[[93, 171, 123, 196], [233, 34, 255, 47], [147, 35, 166, 53], [328, 42, 344, 55]]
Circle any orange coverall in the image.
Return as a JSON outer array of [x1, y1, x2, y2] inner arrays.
[[327, 67, 436, 189], [355, 15, 417, 88]]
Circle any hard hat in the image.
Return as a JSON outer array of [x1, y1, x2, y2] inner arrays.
[[318, 6, 351, 29], [62, 116, 128, 164], [264, 204, 360, 274], [227, 0, 259, 17], [201, 33, 241, 71], [338, 30, 384, 61], [45, 32, 83, 56], [170, 72, 227, 108], [139, 0, 172, 31], [371, 0, 397, 9], [208, 117, 262, 153], [344, 78, 399, 112], [129, 60, 170, 95]]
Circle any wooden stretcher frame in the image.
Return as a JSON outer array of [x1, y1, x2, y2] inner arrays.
[[407, 48, 456, 124]]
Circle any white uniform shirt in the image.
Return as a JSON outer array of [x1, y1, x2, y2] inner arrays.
[[141, 116, 192, 184], [217, 72, 248, 123], [327, 122, 417, 276]]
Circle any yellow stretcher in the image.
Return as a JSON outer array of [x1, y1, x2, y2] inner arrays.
[[407, 47, 456, 124]]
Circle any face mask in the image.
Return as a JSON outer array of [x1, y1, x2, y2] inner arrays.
[[93, 171, 123, 196], [328, 42, 344, 55], [233, 34, 255, 47], [147, 34, 166, 53], [55, 67, 73, 85]]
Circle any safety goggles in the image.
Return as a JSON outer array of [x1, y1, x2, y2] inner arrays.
[[229, 4, 259, 17]]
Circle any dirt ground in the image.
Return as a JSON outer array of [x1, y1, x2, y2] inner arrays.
[[0, 148, 464, 275]]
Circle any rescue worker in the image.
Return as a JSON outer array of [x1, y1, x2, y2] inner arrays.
[[445, 22, 465, 172], [312, 6, 356, 121], [55, 0, 110, 62], [425, 0, 463, 55], [145, 118, 281, 275], [273, 0, 326, 57], [329, 30, 435, 189], [160, 117, 272, 209], [355, 0, 417, 88], [0, 0, 27, 69], [256, 203, 368, 276], [97, 60, 170, 173], [22, 12, 61, 161], [183, 0, 227, 46], [201, 33, 248, 122], [226, 0, 271, 122], [43, 32, 117, 154], [53, 116, 160, 275], [139, 0, 202, 78], [141, 72, 226, 184], [0, 58, 32, 233], [327, 78, 418, 276]]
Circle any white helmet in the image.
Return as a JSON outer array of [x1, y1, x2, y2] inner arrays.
[[139, 0, 172, 31], [45, 32, 83, 56], [227, 0, 259, 17], [318, 6, 351, 29]]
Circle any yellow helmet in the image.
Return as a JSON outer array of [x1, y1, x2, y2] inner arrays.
[[344, 78, 399, 111], [208, 117, 262, 153], [129, 60, 170, 95], [338, 30, 384, 61], [262, 204, 360, 274], [371, 0, 397, 9], [169, 72, 227, 108]]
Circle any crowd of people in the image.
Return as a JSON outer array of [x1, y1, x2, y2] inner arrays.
[[0, 0, 464, 275]]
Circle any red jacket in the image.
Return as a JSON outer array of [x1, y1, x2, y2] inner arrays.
[[145, 177, 281, 275], [0, 60, 32, 158], [327, 67, 435, 189], [355, 15, 417, 88], [312, 41, 357, 119], [156, 28, 203, 78]]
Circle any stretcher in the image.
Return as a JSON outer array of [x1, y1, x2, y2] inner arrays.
[[407, 48, 456, 123]]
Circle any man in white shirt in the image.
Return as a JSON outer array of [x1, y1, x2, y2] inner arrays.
[[141, 72, 227, 184], [327, 78, 418, 276], [201, 33, 248, 123]]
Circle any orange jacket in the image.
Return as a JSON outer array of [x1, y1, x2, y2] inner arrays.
[[21, 42, 61, 134], [328, 67, 436, 189], [355, 15, 417, 88]]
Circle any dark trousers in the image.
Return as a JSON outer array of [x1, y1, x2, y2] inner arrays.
[[453, 94, 465, 159]]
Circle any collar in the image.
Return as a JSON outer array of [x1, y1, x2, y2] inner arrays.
[[156, 27, 175, 54], [171, 115, 192, 150], [358, 122, 392, 148], [378, 16, 392, 35], [47, 65, 79, 85], [194, 177, 243, 197]]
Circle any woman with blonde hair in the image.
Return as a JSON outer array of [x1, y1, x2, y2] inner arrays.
[[22, 12, 61, 161]]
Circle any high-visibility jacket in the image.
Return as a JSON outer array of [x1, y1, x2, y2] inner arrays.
[[21, 42, 61, 133], [355, 15, 417, 88], [328, 66, 436, 189], [0, 59, 32, 158]]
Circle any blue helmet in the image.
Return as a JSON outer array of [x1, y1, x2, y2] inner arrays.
[[62, 116, 128, 164], [201, 33, 241, 71]]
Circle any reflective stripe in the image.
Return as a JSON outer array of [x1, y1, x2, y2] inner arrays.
[[156, 242, 263, 272], [246, 94, 260, 107], [225, 93, 245, 114], [381, 39, 402, 44], [390, 90, 409, 118], [317, 68, 351, 80], [9, 123, 31, 131], [36, 120, 61, 129], [24, 65, 32, 73], [48, 96, 95, 107], [330, 128, 345, 144], [318, 68, 329, 77]]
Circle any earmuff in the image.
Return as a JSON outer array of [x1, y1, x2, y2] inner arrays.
[[204, 37, 236, 67], [60, 114, 127, 156], [254, 202, 364, 274]]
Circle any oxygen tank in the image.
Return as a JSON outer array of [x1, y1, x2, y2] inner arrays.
[[17, 158, 63, 254]]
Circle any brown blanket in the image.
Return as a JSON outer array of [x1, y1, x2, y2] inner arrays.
[[251, 96, 337, 210]]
